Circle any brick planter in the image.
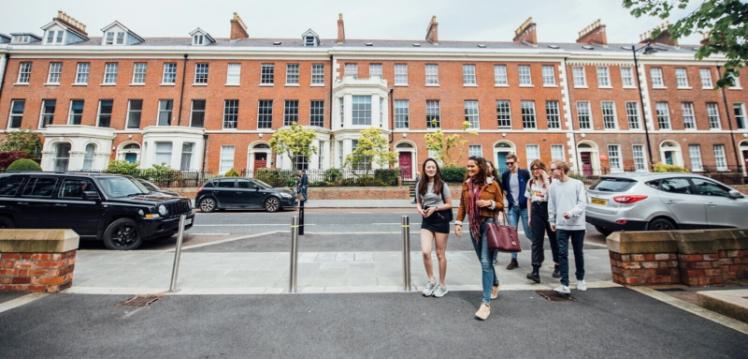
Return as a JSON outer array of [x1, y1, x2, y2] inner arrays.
[[607, 229, 748, 286], [0, 229, 80, 293]]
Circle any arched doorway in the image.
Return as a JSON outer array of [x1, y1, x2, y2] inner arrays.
[[739, 140, 748, 176], [82, 143, 96, 171], [660, 141, 683, 167], [118, 143, 141, 164], [396, 142, 416, 180], [54, 142, 71, 172], [577, 141, 600, 176], [493, 141, 516, 174], [248, 142, 271, 177]]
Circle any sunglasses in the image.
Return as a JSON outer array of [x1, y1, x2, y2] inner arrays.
[[506, 162, 515, 165]]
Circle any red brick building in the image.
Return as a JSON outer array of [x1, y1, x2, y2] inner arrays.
[[0, 12, 746, 179]]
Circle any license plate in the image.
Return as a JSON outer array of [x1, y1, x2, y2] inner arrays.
[[591, 197, 607, 206]]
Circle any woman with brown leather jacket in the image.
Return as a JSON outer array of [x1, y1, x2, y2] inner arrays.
[[455, 156, 505, 320]]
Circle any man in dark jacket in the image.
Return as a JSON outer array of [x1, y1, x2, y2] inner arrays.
[[500, 153, 531, 270], [296, 169, 309, 204]]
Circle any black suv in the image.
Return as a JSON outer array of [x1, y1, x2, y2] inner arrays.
[[0, 172, 194, 250], [196, 177, 296, 212]]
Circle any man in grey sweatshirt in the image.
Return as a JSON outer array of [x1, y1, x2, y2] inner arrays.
[[548, 160, 587, 295]]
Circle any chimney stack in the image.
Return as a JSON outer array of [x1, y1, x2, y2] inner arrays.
[[425, 16, 438, 44], [639, 22, 677, 46], [54, 10, 87, 36], [230, 12, 249, 40], [576, 19, 607, 45], [337, 13, 345, 44], [513, 17, 537, 45]]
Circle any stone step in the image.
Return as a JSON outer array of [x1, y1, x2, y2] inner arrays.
[[697, 289, 748, 323]]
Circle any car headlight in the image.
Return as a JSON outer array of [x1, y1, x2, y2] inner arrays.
[[158, 204, 168, 216], [279, 192, 293, 198]]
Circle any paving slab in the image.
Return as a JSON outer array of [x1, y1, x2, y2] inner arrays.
[[698, 289, 748, 323]]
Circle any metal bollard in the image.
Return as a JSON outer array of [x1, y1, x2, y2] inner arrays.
[[168, 214, 186, 293], [289, 216, 299, 293], [401, 215, 411, 291]]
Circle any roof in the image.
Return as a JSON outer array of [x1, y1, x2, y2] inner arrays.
[[9, 33, 42, 40]]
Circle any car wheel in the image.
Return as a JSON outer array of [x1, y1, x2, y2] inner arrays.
[[594, 225, 612, 237], [0, 216, 15, 228], [199, 197, 217, 213], [647, 217, 677, 231], [103, 218, 143, 250], [264, 197, 280, 213]]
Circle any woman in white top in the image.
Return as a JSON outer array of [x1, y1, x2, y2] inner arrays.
[[415, 158, 452, 298], [525, 159, 560, 283]]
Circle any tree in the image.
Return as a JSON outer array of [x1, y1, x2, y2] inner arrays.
[[623, 0, 748, 86], [424, 121, 475, 165], [345, 128, 396, 176], [268, 123, 318, 170], [0, 130, 42, 160]]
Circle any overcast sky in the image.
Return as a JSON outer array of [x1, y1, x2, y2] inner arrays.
[[0, 0, 703, 44]]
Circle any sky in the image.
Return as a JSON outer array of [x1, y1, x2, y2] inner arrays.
[[0, 0, 704, 44]]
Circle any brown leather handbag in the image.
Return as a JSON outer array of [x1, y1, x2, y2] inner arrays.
[[487, 212, 521, 252]]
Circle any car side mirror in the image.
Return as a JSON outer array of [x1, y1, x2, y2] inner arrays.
[[84, 190, 101, 201], [728, 190, 744, 200]]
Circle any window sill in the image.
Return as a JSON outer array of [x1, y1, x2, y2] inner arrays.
[[701, 87, 714, 90], [709, 128, 722, 131], [161, 83, 176, 87], [728, 87, 743, 90], [44, 83, 60, 86], [100, 83, 117, 86], [285, 84, 300, 87], [72, 83, 88, 86], [494, 84, 509, 88], [573, 85, 588, 89], [519, 84, 534, 88], [193, 83, 208, 87], [260, 83, 274, 87], [652, 86, 667, 90], [225, 84, 241, 87], [13, 83, 29, 86], [310, 84, 326, 87], [677, 86, 692, 90], [394, 84, 408, 87]]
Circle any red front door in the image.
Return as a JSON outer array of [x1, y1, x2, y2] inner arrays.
[[743, 150, 748, 175], [399, 152, 413, 179], [581, 152, 593, 176], [253, 153, 267, 176]]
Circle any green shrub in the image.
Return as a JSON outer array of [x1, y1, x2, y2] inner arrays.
[[374, 168, 399, 185], [106, 160, 139, 175], [6, 158, 41, 172], [255, 168, 296, 187], [324, 168, 343, 184], [653, 162, 689, 173], [441, 165, 467, 183], [142, 164, 179, 184], [224, 168, 240, 177], [356, 176, 384, 186]]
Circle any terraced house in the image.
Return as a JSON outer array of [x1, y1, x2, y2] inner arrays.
[[0, 11, 747, 180]]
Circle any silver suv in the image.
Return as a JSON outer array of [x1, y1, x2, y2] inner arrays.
[[586, 173, 747, 236]]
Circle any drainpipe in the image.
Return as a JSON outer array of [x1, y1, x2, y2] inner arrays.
[[329, 54, 334, 169], [562, 57, 581, 173], [632, 45, 654, 170], [717, 65, 742, 174], [200, 133, 209, 177], [176, 54, 188, 126], [0, 53, 9, 104], [388, 87, 394, 143]]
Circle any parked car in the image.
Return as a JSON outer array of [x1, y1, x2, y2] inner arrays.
[[0, 172, 194, 250], [196, 177, 296, 212], [586, 173, 747, 236], [134, 178, 180, 197]]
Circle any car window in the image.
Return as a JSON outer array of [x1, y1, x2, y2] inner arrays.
[[0, 175, 25, 197], [591, 178, 637, 192], [253, 179, 272, 189], [59, 179, 97, 199], [21, 177, 59, 198], [203, 181, 214, 188], [690, 178, 730, 197], [217, 180, 235, 188], [237, 180, 256, 189], [659, 178, 692, 195], [97, 177, 148, 198], [139, 180, 158, 192], [646, 179, 661, 189]]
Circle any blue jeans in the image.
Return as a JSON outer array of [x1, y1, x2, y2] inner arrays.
[[507, 205, 529, 260], [557, 229, 586, 286], [471, 218, 498, 304]]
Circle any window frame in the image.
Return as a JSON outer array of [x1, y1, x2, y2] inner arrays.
[[223, 99, 239, 129], [464, 100, 479, 129], [285, 63, 300, 85], [596, 66, 611, 88], [426, 100, 440, 128], [576, 101, 592, 130], [311, 63, 325, 85], [494, 65, 508, 86], [394, 64, 408, 86], [103, 63, 118, 85], [620, 66, 635, 88], [190, 99, 206, 128], [68, 99, 84, 125], [518, 65, 532, 86], [157, 99, 174, 126], [462, 64, 477, 86], [126, 99, 143, 129], [601, 101, 618, 129], [520, 100, 537, 129], [97, 99, 113, 127], [132, 63, 147, 85], [17, 62, 32, 84], [625, 101, 640, 129], [425, 64, 439, 86], [75, 62, 90, 85], [226, 63, 241, 86], [162, 63, 177, 85], [655, 102, 671, 130], [394, 100, 409, 129], [257, 99, 273, 129], [496, 100, 511, 129], [194, 63, 209, 85], [260, 64, 275, 85], [681, 102, 696, 130], [38, 99, 56, 129], [8, 99, 25, 129], [545, 100, 560, 129]]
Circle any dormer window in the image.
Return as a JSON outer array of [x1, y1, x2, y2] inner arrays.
[[189, 28, 214, 46], [305, 36, 315, 47], [44, 30, 64, 45], [193, 34, 204, 45], [301, 29, 320, 47], [105, 31, 126, 45], [12, 35, 31, 44], [101, 22, 143, 46]]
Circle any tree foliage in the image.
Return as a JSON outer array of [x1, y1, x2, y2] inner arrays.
[[268, 123, 318, 167], [345, 128, 396, 176], [6, 158, 42, 172], [623, 0, 748, 87], [424, 121, 476, 166], [0, 130, 42, 160]]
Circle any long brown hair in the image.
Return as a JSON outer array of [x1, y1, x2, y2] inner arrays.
[[418, 158, 444, 199], [529, 159, 547, 180], [467, 156, 488, 186]]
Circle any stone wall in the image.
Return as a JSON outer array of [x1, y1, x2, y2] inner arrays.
[[0, 229, 79, 293], [607, 229, 748, 286]]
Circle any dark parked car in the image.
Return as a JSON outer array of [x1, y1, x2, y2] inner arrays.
[[135, 178, 180, 197], [196, 177, 296, 212], [0, 172, 194, 250]]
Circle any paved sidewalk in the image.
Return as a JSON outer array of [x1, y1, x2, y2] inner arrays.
[[304, 199, 437, 208], [69, 246, 614, 295]]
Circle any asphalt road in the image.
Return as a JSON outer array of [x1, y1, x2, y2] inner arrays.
[[79, 209, 607, 251], [1, 288, 745, 359]]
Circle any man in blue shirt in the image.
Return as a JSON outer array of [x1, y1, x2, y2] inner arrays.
[[500, 153, 530, 270]]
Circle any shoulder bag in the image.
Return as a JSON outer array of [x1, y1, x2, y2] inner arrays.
[[487, 211, 521, 252]]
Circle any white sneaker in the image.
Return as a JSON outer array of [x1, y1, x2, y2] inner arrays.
[[553, 285, 571, 295], [432, 285, 448, 298], [576, 280, 587, 291], [422, 281, 437, 296]]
